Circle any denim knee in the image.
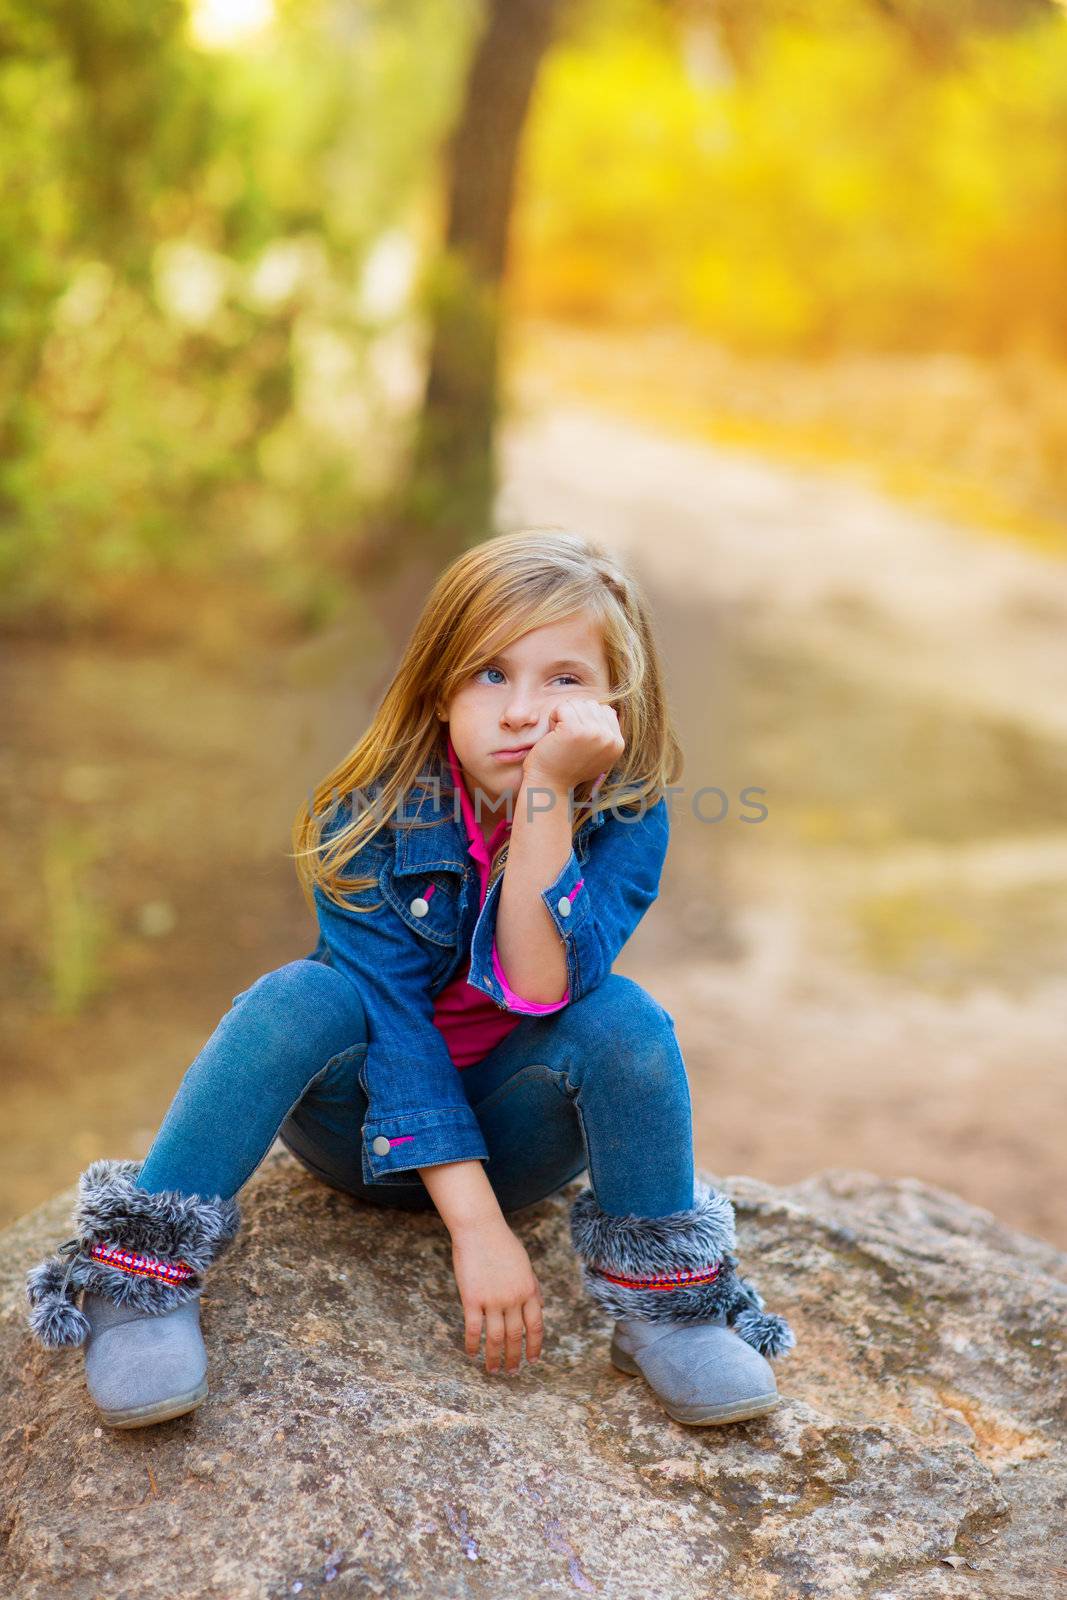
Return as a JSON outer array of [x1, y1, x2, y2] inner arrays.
[[232, 959, 368, 1061], [565, 973, 683, 1093]]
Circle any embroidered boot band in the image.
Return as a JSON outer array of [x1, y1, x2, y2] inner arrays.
[[88, 1241, 197, 1285], [590, 1260, 722, 1291]]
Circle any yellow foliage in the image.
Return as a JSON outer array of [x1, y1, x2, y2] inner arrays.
[[513, 12, 1067, 358]]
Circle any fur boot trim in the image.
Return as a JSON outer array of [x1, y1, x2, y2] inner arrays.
[[733, 1307, 797, 1359], [26, 1159, 241, 1350], [569, 1180, 796, 1357]]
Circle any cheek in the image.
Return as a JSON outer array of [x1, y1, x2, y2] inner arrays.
[[443, 690, 489, 733]]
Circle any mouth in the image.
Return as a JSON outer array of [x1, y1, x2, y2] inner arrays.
[[492, 744, 534, 758]]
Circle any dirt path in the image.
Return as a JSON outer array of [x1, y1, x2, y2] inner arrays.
[[3, 388, 1066, 1247], [499, 392, 1067, 1247]]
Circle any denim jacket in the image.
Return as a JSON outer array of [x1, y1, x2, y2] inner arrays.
[[303, 751, 670, 1187]]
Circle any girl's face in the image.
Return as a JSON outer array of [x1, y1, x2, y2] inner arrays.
[[438, 610, 611, 821]]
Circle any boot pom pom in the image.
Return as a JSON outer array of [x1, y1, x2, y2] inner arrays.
[[734, 1307, 796, 1359], [27, 1293, 91, 1348], [26, 1257, 90, 1349]]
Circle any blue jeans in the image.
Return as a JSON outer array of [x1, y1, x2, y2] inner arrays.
[[136, 959, 696, 1218]]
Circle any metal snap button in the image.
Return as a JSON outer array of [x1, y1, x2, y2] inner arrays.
[[557, 896, 571, 917], [371, 1135, 391, 1156], [410, 897, 429, 917]]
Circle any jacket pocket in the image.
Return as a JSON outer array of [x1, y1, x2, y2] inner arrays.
[[377, 863, 459, 948]]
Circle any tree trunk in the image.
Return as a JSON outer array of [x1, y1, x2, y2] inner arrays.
[[357, 0, 564, 648]]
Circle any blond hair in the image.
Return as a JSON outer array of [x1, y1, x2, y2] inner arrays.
[[290, 528, 684, 914]]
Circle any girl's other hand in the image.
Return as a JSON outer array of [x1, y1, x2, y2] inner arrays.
[[451, 1218, 544, 1374]]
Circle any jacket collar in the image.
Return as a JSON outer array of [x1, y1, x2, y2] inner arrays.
[[392, 740, 607, 879]]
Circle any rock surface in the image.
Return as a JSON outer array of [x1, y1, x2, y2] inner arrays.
[[1, 1151, 1064, 1600]]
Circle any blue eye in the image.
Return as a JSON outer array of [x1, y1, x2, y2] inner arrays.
[[473, 667, 581, 687]]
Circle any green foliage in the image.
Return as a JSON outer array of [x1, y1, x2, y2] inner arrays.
[[6, 0, 1065, 628], [0, 0, 476, 628]]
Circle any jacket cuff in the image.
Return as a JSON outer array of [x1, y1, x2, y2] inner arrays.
[[538, 850, 591, 941], [490, 940, 569, 1013], [360, 1104, 489, 1185]]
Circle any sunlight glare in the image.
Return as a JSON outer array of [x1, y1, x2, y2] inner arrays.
[[189, 0, 275, 50]]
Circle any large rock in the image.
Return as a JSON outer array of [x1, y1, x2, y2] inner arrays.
[[1, 1152, 1064, 1600]]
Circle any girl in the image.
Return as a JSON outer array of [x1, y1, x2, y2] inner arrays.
[[26, 529, 795, 1429]]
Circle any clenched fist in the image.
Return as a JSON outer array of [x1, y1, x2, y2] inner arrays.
[[520, 697, 625, 794]]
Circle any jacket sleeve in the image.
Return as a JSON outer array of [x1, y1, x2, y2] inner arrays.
[[468, 795, 671, 1012], [310, 811, 489, 1186]]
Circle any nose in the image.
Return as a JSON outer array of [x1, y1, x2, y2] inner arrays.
[[501, 692, 540, 734]]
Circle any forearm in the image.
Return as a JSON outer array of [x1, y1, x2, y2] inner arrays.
[[494, 776, 573, 1003], [418, 1159, 507, 1238]]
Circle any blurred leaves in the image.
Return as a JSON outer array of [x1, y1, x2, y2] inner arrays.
[[0, 0, 474, 630], [3, 0, 1067, 631], [514, 0, 1067, 357]]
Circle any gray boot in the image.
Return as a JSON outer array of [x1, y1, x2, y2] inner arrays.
[[26, 1158, 240, 1429], [609, 1316, 779, 1424], [80, 1291, 209, 1427], [570, 1179, 795, 1428]]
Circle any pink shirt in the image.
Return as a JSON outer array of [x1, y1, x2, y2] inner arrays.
[[430, 733, 569, 1070]]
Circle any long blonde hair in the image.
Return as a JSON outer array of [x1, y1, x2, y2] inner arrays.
[[291, 528, 684, 914]]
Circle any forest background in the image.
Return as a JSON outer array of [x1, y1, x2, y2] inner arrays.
[[3, 0, 1066, 1246]]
